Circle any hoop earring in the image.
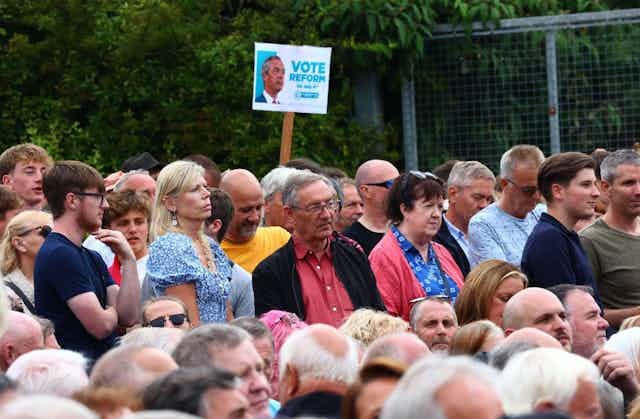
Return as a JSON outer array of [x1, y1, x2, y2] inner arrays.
[[170, 211, 178, 227]]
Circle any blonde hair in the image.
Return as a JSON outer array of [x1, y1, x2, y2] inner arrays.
[[620, 315, 640, 331], [339, 309, 409, 347], [450, 320, 504, 356], [149, 161, 205, 242], [454, 259, 528, 326], [0, 210, 52, 275]]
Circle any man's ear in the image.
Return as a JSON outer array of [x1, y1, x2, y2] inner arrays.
[[534, 400, 557, 412], [504, 328, 515, 337], [283, 206, 295, 226], [1, 174, 11, 186], [447, 186, 458, 204], [284, 364, 299, 398]]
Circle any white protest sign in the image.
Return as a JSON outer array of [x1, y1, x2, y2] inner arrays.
[[252, 42, 332, 114]]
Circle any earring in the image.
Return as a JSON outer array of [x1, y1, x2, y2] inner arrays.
[[170, 211, 178, 227]]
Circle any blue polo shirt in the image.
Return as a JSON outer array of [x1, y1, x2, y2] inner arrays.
[[521, 213, 601, 303]]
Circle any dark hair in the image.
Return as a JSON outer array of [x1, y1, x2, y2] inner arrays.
[[184, 154, 221, 187], [323, 166, 348, 180], [103, 190, 152, 227], [548, 284, 594, 306], [284, 157, 323, 174], [537, 152, 595, 203], [590, 149, 609, 180], [142, 367, 237, 415], [43, 161, 105, 218], [386, 172, 445, 224], [431, 160, 460, 185], [206, 188, 234, 242], [0, 186, 23, 220]]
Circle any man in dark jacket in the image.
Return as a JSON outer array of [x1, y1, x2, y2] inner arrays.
[[253, 171, 384, 326], [434, 160, 495, 277]]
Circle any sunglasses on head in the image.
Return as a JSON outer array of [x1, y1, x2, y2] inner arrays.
[[146, 313, 188, 328], [18, 225, 51, 238], [365, 179, 396, 189]]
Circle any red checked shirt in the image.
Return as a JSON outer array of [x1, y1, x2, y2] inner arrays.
[[293, 236, 354, 327]]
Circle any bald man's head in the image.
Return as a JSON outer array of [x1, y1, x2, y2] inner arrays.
[[354, 160, 399, 215], [220, 169, 264, 243], [354, 160, 399, 187], [503, 288, 572, 351], [0, 312, 44, 370], [363, 332, 430, 366], [502, 327, 563, 349]]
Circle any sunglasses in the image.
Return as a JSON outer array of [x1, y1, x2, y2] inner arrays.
[[18, 225, 51, 238], [146, 313, 188, 328], [504, 178, 538, 196], [365, 179, 396, 189]]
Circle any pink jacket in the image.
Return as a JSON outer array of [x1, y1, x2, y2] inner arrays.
[[369, 230, 464, 321]]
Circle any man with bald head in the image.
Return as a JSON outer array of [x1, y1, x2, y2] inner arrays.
[[502, 287, 573, 351], [114, 170, 156, 199], [277, 324, 359, 418], [0, 311, 44, 371], [344, 160, 399, 255], [220, 169, 290, 273], [363, 332, 430, 366]]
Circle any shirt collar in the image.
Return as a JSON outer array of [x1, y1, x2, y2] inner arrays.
[[391, 225, 418, 253], [263, 90, 278, 104], [444, 213, 466, 240], [293, 235, 333, 260]]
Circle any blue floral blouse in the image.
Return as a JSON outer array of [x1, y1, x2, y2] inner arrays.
[[147, 232, 231, 323], [391, 225, 459, 301]]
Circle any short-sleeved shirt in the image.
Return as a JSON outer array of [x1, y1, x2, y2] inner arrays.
[[147, 232, 231, 323], [222, 227, 290, 273], [392, 225, 459, 301], [468, 203, 545, 267], [343, 221, 385, 255], [35, 232, 116, 360]]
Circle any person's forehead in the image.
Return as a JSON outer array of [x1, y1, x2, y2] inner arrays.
[[14, 159, 49, 169], [297, 180, 334, 203], [216, 340, 261, 368], [419, 301, 455, 319], [565, 290, 597, 313], [146, 300, 184, 315], [113, 210, 147, 221], [613, 163, 640, 181]]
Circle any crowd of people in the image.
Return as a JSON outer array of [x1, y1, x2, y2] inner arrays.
[[1, 142, 640, 418]]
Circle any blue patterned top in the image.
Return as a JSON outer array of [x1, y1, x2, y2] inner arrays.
[[147, 232, 231, 323], [391, 225, 459, 301]]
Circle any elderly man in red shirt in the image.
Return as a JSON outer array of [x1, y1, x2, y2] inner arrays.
[[253, 171, 385, 326]]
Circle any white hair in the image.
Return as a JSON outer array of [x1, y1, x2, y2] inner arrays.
[[500, 347, 601, 415], [119, 327, 185, 354], [130, 411, 200, 419], [6, 349, 89, 397], [278, 328, 359, 384], [447, 161, 495, 188], [260, 167, 302, 200], [603, 328, 640, 376], [380, 355, 500, 419], [1, 395, 97, 419]]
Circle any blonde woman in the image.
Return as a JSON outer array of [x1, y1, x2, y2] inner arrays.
[[0, 210, 53, 313], [454, 259, 528, 327], [146, 161, 231, 326]]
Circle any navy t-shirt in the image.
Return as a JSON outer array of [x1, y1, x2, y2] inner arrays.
[[34, 232, 117, 360]]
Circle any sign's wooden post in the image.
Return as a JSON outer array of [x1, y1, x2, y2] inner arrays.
[[279, 112, 295, 164]]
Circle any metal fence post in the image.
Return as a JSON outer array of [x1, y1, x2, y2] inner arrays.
[[401, 77, 419, 171], [546, 30, 561, 154]]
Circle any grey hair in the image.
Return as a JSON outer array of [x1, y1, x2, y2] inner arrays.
[[281, 171, 335, 208], [113, 169, 151, 191], [599, 380, 624, 419], [172, 324, 250, 368], [230, 316, 273, 345], [447, 161, 496, 188], [142, 367, 239, 416], [278, 327, 359, 384], [488, 341, 538, 370], [380, 355, 500, 419], [261, 55, 282, 75], [500, 347, 601, 416], [261, 167, 302, 201], [120, 327, 185, 354], [499, 145, 545, 179], [600, 149, 640, 184], [1, 395, 98, 419], [409, 298, 457, 331], [6, 349, 88, 397]]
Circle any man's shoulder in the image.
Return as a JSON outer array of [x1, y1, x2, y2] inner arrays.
[[469, 203, 500, 225], [257, 226, 291, 241], [38, 233, 78, 262], [578, 218, 610, 240]]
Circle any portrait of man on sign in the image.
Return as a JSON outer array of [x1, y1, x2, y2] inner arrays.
[[255, 55, 285, 104]]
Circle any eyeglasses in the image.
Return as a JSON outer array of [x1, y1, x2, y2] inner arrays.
[[292, 199, 340, 214], [146, 313, 188, 328], [73, 191, 106, 205], [504, 178, 538, 196], [18, 225, 51, 238], [365, 179, 396, 189]]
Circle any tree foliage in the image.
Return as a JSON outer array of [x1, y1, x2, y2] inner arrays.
[[0, 0, 633, 175]]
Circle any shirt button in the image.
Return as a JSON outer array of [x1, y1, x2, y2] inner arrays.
[[326, 286, 331, 291], [331, 307, 337, 311], [316, 265, 320, 270]]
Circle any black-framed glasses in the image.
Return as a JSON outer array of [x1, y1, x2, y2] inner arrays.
[[73, 191, 106, 205], [146, 313, 188, 328], [292, 199, 341, 215], [18, 225, 51, 238], [365, 179, 396, 189], [504, 178, 538, 196]]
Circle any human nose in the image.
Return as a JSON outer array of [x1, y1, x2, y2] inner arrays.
[[599, 316, 609, 330], [164, 316, 176, 328], [250, 370, 270, 394]]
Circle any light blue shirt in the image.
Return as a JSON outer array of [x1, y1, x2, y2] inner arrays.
[[443, 214, 472, 262], [468, 203, 545, 268]]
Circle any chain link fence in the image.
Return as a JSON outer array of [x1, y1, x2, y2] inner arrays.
[[403, 10, 640, 172]]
